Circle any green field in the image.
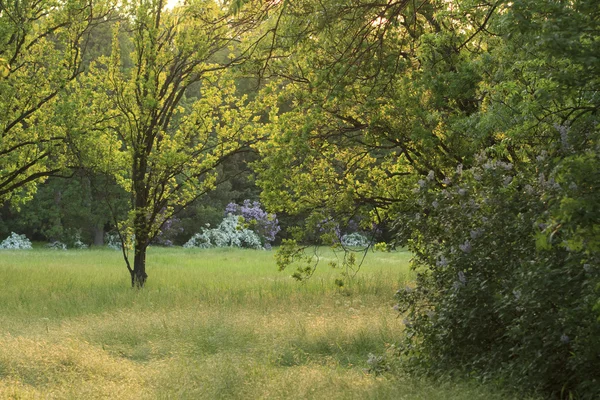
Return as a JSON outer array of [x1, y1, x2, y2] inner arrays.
[[0, 247, 521, 399]]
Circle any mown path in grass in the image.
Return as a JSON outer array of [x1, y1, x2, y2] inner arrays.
[[0, 247, 522, 399]]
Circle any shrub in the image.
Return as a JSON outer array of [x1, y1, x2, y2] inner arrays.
[[72, 235, 89, 249], [340, 232, 371, 247], [184, 215, 264, 250], [394, 153, 600, 398], [46, 232, 88, 250], [105, 232, 126, 250], [46, 241, 67, 250], [152, 216, 183, 247], [225, 200, 280, 245], [0, 232, 32, 249]]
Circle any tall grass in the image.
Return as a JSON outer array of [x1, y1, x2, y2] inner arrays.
[[0, 247, 525, 399]]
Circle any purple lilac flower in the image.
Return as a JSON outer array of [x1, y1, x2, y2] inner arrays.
[[225, 200, 281, 244]]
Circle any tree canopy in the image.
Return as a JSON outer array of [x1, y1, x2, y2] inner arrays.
[[0, 0, 112, 205]]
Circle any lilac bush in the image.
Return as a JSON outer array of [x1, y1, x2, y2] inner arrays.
[[152, 216, 183, 247], [225, 200, 280, 246], [393, 152, 600, 397]]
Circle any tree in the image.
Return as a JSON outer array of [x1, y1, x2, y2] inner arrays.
[[243, 0, 501, 266], [0, 172, 128, 245], [0, 0, 113, 205], [77, 0, 268, 287]]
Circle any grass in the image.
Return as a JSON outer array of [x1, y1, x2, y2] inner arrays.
[[0, 247, 522, 399]]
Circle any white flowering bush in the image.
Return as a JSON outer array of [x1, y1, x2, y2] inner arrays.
[[72, 236, 88, 249], [46, 232, 88, 250], [105, 232, 130, 250], [340, 232, 371, 247], [0, 232, 32, 249], [47, 241, 67, 250], [184, 215, 263, 250]]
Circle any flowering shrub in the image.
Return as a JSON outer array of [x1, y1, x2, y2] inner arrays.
[[46, 233, 88, 250], [183, 214, 263, 249], [340, 232, 371, 247], [0, 232, 32, 249], [152, 216, 183, 247], [225, 200, 280, 245], [47, 241, 67, 250], [394, 153, 600, 397], [72, 235, 88, 249], [105, 232, 123, 250]]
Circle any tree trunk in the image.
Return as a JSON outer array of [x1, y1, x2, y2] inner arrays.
[[131, 245, 148, 288], [93, 224, 104, 246]]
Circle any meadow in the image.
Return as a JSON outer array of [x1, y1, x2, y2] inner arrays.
[[0, 247, 526, 399]]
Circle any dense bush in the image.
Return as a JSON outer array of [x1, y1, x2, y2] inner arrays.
[[0, 232, 32, 249], [152, 216, 183, 247], [184, 202, 281, 250], [46, 233, 88, 250], [46, 241, 67, 250], [394, 151, 600, 398], [225, 200, 280, 245], [183, 214, 263, 250], [340, 232, 371, 247], [105, 232, 126, 251]]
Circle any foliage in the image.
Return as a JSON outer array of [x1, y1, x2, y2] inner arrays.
[[0, 0, 112, 205], [0, 232, 32, 249], [46, 232, 89, 250], [393, 150, 600, 398], [183, 214, 263, 250], [71, 233, 89, 249], [388, 1, 600, 396], [246, 0, 498, 234], [225, 200, 281, 246], [366, 352, 390, 376], [0, 174, 126, 245]]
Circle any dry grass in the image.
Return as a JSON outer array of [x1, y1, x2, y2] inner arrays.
[[0, 247, 519, 399]]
